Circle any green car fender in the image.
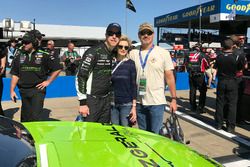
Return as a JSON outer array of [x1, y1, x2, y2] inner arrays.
[[23, 122, 223, 167]]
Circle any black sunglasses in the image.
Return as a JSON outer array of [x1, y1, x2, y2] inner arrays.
[[118, 45, 129, 50], [107, 31, 121, 37], [139, 29, 153, 36]]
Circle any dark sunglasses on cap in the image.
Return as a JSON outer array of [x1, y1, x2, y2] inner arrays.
[[118, 45, 129, 50], [107, 31, 121, 37], [139, 29, 153, 36]]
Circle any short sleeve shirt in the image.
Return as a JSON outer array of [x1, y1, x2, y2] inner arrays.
[[129, 45, 174, 105]]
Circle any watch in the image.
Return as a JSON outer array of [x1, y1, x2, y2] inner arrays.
[[171, 97, 177, 100]]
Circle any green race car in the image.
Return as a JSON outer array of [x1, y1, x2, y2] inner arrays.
[[0, 116, 222, 167]]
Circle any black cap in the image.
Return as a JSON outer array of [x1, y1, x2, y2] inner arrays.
[[29, 29, 45, 39], [22, 32, 37, 45], [106, 23, 121, 33]]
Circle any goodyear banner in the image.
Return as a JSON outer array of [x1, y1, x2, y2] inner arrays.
[[220, 0, 250, 15], [155, 0, 250, 27], [154, 1, 218, 27]]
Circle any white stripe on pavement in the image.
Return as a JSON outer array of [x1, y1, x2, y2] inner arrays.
[[165, 106, 250, 148], [223, 159, 250, 167]]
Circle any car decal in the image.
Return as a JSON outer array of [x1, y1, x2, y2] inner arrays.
[[39, 144, 49, 167], [106, 125, 174, 167]]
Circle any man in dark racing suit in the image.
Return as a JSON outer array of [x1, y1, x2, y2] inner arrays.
[[76, 23, 122, 123]]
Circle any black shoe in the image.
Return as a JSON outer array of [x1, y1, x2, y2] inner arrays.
[[226, 127, 235, 133], [215, 124, 222, 130], [197, 107, 206, 114]]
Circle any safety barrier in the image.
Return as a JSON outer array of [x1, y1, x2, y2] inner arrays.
[[2, 73, 195, 101]]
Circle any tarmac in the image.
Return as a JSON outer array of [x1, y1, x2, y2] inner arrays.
[[2, 89, 250, 166]]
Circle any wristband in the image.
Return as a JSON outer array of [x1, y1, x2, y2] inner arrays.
[[171, 97, 177, 100]]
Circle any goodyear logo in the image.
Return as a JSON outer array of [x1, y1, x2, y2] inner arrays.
[[155, 14, 178, 25], [182, 5, 215, 18], [226, 3, 250, 13]]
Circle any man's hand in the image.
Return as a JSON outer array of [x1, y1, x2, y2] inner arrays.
[[170, 99, 177, 112], [129, 107, 137, 124], [10, 91, 17, 103], [0, 66, 5, 76], [36, 81, 50, 90], [79, 105, 90, 117]]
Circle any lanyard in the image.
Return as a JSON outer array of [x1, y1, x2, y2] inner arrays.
[[139, 45, 154, 71], [112, 58, 128, 74]]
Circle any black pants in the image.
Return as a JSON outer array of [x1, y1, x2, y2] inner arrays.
[[215, 78, 238, 129], [236, 77, 245, 122], [83, 94, 111, 123], [19, 88, 46, 122], [189, 73, 207, 110], [0, 77, 4, 116]]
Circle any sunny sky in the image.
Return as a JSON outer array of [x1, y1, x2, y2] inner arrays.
[[1, 0, 211, 41]]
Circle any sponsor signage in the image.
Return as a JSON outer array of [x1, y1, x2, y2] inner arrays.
[[155, 1, 218, 27], [155, 0, 250, 27]]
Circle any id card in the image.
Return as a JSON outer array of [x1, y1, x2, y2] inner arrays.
[[139, 75, 147, 96]]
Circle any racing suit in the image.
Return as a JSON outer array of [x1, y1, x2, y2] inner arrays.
[[76, 42, 114, 123]]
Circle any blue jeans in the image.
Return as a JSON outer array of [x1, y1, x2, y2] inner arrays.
[[136, 104, 165, 134], [111, 103, 132, 127]]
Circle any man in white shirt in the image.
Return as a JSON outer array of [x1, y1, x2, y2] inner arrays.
[[129, 23, 177, 134]]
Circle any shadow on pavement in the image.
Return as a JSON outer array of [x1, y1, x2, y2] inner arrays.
[[4, 107, 19, 119], [40, 108, 60, 121]]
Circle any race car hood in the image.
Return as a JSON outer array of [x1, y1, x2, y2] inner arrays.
[[23, 122, 222, 167]]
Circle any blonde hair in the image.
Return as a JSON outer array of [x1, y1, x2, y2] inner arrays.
[[118, 35, 132, 48]]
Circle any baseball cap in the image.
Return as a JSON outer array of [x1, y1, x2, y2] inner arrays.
[[22, 32, 37, 44], [138, 23, 154, 33], [29, 29, 45, 39], [106, 23, 121, 34]]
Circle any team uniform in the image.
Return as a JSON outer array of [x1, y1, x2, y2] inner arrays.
[[215, 51, 246, 131], [10, 48, 61, 122], [76, 42, 114, 123], [185, 50, 208, 113]]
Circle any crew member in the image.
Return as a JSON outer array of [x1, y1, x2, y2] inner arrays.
[[214, 38, 245, 132], [10, 31, 61, 122], [62, 42, 80, 76], [185, 44, 208, 113]]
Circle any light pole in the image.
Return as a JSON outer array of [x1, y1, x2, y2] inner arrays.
[[199, 0, 202, 44]]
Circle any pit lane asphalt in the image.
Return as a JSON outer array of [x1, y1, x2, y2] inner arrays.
[[2, 89, 250, 166]]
